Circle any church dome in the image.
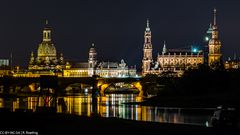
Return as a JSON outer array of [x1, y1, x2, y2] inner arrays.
[[38, 42, 57, 57], [37, 21, 57, 58]]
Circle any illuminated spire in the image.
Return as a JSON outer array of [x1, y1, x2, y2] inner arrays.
[[146, 19, 150, 31], [205, 23, 213, 41], [46, 19, 48, 25], [212, 8, 218, 30], [142, 18, 152, 75], [208, 8, 222, 67], [213, 8, 217, 26], [92, 43, 95, 47], [147, 19, 149, 28], [162, 41, 167, 54]]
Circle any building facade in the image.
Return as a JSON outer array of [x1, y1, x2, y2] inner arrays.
[[141, 20, 204, 76], [0, 59, 11, 76], [13, 21, 65, 77], [63, 44, 137, 78], [224, 57, 240, 70], [28, 21, 65, 72], [157, 46, 204, 74]]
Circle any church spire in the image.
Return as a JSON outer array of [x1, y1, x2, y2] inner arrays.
[[211, 8, 218, 39], [144, 19, 152, 45], [213, 8, 217, 26], [146, 19, 150, 31], [162, 41, 167, 55], [212, 8, 217, 30]]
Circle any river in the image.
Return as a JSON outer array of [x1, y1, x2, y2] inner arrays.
[[0, 93, 213, 126]]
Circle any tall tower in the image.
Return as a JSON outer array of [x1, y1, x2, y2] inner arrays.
[[88, 43, 97, 68], [208, 9, 222, 66], [142, 19, 153, 75]]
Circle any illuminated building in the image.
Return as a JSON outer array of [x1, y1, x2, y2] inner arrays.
[[224, 57, 240, 69], [63, 44, 137, 78], [142, 9, 222, 76], [95, 60, 136, 78], [0, 59, 9, 66], [0, 59, 11, 76], [63, 60, 89, 77], [142, 19, 153, 75], [141, 20, 203, 76], [208, 9, 222, 66], [27, 20, 65, 76], [157, 43, 204, 75]]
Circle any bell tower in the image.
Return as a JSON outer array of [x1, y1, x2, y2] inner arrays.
[[208, 8, 222, 66], [88, 43, 97, 68], [142, 19, 153, 75]]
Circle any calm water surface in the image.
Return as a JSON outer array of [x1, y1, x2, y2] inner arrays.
[[0, 93, 213, 126]]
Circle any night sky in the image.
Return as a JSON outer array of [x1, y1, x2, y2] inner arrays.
[[1, 0, 240, 69]]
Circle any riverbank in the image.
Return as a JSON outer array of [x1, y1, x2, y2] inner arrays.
[[0, 112, 239, 135]]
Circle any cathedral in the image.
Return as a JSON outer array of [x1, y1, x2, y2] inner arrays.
[[142, 9, 222, 76], [28, 21, 65, 73]]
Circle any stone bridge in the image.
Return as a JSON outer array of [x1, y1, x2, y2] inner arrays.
[[0, 76, 144, 96]]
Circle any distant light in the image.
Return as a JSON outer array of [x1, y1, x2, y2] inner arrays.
[[205, 36, 209, 41], [205, 121, 209, 127], [84, 88, 88, 93], [192, 48, 198, 53]]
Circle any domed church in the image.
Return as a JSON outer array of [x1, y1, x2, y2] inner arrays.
[[28, 21, 65, 72]]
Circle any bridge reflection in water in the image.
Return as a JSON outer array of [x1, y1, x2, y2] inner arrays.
[[0, 94, 212, 126]]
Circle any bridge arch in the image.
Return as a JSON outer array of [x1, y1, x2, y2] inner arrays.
[[98, 81, 143, 96]]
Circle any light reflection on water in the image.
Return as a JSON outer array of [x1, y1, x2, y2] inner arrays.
[[0, 94, 212, 126]]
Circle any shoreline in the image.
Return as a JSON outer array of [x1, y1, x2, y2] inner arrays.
[[0, 112, 239, 135]]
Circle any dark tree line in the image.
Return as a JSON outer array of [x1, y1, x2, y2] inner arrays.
[[142, 64, 240, 98]]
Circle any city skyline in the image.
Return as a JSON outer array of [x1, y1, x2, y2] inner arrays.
[[1, 0, 240, 69]]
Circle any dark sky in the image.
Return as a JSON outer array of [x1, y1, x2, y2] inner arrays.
[[1, 0, 240, 69]]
